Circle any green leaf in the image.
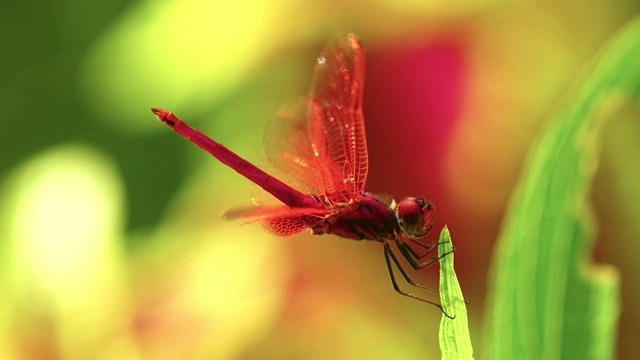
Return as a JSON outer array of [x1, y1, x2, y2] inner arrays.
[[438, 225, 474, 360], [484, 17, 640, 360]]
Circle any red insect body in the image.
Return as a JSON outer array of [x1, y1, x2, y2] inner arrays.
[[152, 35, 451, 316]]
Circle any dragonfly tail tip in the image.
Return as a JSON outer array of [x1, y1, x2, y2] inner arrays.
[[150, 108, 171, 123]]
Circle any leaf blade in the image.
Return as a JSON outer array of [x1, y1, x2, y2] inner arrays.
[[438, 225, 474, 360], [483, 17, 640, 360]]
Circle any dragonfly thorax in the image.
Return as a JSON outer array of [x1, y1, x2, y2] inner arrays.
[[393, 197, 435, 239], [310, 193, 397, 241]]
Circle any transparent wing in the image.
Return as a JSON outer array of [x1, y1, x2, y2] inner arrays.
[[260, 98, 325, 199], [309, 34, 368, 203], [260, 34, 368, 206], [225, 206, 328, 237]]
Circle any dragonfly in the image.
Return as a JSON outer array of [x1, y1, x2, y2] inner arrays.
[[152, 34, 452, 317]]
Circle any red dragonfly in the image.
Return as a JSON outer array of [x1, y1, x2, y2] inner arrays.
[[152, 34, 451, 316]]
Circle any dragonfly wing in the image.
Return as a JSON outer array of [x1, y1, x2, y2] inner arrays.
[[308, 34, 368, 204], [225, 206, 328, 237], [260, 98, 326, 199], [257, 35, 367, 207]]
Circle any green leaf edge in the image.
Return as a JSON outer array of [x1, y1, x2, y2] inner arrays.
[[483, 16, 640, 360], [438, 225, 475, 360]]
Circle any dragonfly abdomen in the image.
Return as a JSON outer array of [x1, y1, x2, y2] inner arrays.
[[152, 108, 322, 210]]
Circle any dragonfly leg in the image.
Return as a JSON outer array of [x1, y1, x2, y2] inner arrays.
[[383, 242, 454, 319], [384, 242, 439, 293], [403, 238, 439, 260], [410, 238, 431, 249], [396, 239, 453, 270], [393, 240, 471, 307], [412, 237, 454, 249]]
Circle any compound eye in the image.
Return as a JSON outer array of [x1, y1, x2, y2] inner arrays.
[[396, 197, 435, 238]]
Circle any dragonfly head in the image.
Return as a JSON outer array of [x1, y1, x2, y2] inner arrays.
[[394, 197, 435, 238]]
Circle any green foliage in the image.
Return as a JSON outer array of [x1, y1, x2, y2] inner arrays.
[[438, 226, 475, 360], [483, 17, 640, 360]]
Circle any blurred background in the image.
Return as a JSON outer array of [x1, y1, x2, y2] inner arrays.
[[1, 0, 639, 359]]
